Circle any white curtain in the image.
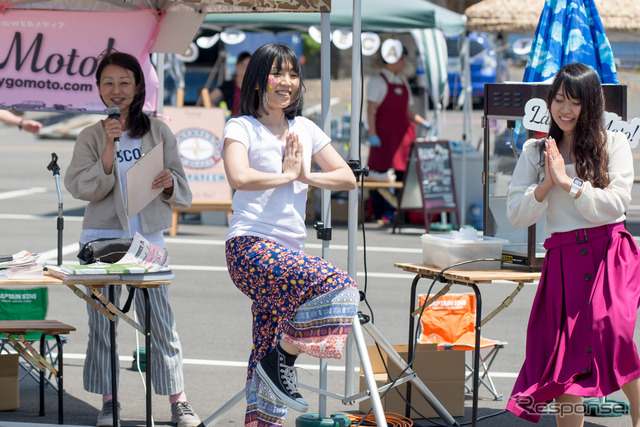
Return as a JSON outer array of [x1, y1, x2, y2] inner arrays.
[[411, 28, 449, 139]]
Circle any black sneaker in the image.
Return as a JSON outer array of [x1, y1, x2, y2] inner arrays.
[[256, 345, 308, 412]]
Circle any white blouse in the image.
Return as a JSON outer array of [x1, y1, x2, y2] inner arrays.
[[506, 131, 633, 234]]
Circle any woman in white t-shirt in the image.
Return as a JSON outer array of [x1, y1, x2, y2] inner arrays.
[[222, 42, 360, 426]]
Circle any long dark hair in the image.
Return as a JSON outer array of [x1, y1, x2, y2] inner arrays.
[[238, 43, 304, 120], [542, 62, 609, 188], [96, 51, 150, 138]]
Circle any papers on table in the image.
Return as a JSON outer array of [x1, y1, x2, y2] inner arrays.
[[50, 262, 150, 276], [45, 265, 174, 282], [120, 232, 169, 271], [0, 251, 44, 279], [44, 232, 173, 282]]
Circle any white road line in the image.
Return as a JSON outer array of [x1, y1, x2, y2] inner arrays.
[[171, 265, 229, 272], [165, 237, 226, 246], [169, 265, 416, 280], [0, 213, 82, 221], [0, 187, 47, 200], [165, 237, 422, 253], [54, 352, 521, 377], [39, 244, 79, 262], [58, 353, 346, 372]]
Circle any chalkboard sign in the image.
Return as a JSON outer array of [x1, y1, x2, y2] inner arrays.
[[394, 140, 459, 232]]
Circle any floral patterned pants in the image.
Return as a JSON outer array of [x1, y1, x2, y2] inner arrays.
[[225, 236, 360, 427]]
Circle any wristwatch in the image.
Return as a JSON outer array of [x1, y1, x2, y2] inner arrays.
[[569, 177, 584, 198]]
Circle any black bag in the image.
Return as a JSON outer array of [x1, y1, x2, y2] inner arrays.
[[77, 238, 133, 264]]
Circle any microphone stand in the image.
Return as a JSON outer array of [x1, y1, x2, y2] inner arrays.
[[46, 153, 63, 266]]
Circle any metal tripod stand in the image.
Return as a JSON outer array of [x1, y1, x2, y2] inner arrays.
[[46, 153, 63, 266], [202, 312, 388, 426], [329, 0, 455, 423], [202, 310, 457, 427], [300, 311, 458, 426]]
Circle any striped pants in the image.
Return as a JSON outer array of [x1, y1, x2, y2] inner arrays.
[[83, 284, 185, 396], [225, 236, 360, 427]]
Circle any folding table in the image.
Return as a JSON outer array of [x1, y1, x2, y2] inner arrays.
[[0, 319, 75, 424], [394, 263, 540, 427], [0, 274, 170, 427]]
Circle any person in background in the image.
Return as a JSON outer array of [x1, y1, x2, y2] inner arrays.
[[0, 110, 42, 134], [222, 42, 360, 427], [366, 39, 430, 224], [64, 51, 200, 427], [210, 51, 252, 117], [505, 62, 640, 427]]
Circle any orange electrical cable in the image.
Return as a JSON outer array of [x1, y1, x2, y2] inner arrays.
[[345, 412, 413, 426]]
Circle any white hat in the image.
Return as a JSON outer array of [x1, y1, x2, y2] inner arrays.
[[380, 39, 405, 64]]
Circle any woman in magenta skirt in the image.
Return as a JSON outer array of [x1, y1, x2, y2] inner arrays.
[[505, 62, 640, 426]]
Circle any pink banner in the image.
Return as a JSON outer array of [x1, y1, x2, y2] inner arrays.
[[0, 10, 160, 113]]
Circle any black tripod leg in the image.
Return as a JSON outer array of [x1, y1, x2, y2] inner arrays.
[[109, 285, 118, 427]]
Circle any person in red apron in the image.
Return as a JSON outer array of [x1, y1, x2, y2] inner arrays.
[[366, 39, 430, 223]]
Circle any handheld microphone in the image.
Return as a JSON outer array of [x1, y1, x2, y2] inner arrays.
[[107, 104, 121, 153]]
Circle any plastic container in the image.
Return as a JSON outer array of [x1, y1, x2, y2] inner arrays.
[[421, 233, 508, 271]]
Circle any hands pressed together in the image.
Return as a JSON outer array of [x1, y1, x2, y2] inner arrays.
[[543, 137, 570, 187], [534, 137, 576, 202], [282, 132, 308, 183]]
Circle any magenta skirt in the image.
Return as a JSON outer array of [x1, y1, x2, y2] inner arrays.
[[506, 222, 640, 422]]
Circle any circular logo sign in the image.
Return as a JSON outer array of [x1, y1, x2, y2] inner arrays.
[[176, 128, 222, 169]]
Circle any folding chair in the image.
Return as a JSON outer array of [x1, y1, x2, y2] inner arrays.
[[417, 292, 506, 400], [0, 287, 67, 391]]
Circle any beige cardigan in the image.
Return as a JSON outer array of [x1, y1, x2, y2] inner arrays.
[[64, 117, 191, 234]]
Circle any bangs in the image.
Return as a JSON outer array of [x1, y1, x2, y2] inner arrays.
[[561, 77, 583, 102], [272, 51, 301, 76]]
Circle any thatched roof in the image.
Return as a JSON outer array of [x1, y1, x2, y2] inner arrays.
[[465, 0, 640, 40]]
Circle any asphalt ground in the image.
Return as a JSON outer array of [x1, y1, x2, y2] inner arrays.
[[3, 75, 640, 427]]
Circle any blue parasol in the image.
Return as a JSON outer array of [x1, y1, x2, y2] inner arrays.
[[524, 0, 617, 84], [513, 0, 618, 149]]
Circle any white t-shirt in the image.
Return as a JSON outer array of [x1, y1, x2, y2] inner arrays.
[[222, 115, 331, 250]]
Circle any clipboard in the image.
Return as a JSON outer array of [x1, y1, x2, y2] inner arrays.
[[126, 141, 164, 218]]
